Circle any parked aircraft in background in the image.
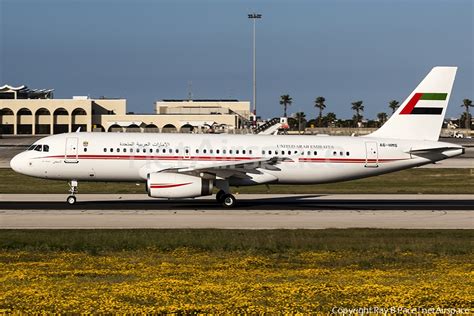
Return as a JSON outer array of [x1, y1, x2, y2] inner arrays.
[[10, 67, 464, 207]]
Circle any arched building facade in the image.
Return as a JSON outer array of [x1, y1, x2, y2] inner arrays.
[[0, 85, 251, 135]]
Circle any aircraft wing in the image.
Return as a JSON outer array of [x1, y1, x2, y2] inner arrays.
[[165, 157, 287, 179]]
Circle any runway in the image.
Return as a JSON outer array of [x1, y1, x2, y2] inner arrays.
[[0, 194, 473, 229]]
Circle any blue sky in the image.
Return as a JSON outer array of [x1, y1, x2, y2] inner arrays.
[[1, 0, 472, 120]]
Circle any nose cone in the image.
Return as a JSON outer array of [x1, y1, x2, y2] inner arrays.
[[10, 153, 25, 174]]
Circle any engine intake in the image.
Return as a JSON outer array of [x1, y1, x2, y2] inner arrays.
[[147, 172, 213, 198]]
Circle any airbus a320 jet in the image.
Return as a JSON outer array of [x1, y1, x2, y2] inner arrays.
[[10, 67, 464, 207]]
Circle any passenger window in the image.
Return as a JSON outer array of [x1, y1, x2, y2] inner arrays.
[[169, 149, 172, 154], [103, 148, 106, 152], [314, 151, 317, 156], [288, 151, 291, 155], [249, 150, 252, 154], [333, 151, 337, 156], [242, 150, 246, 154], [262, 150, 265, 155], [216, 149, 220, 154], [175, 149, 179, 154], [229, 150, 233, 154], [340, 151, 343, 156], [117, 148, 120, 153], [162, 149, 166, 153], [294, 150, 298, 154], [203, 149, 207, 154], [210, 149, 213, 154], [269, 150, 272, 155], [236, 150, 239, 154], [110, 148, 113, 152], [223, 149, 227, 154], [196, 149, 199, 154], [83, 148, 87, 152], [43, 145, 49, 152], [185, 148, 189, 154], [346, 152, 350, 156], [307, 151, 311, 156], [124, 148, 127, 153], [149, 149, 153, 153], [275, 150, 278, 155]]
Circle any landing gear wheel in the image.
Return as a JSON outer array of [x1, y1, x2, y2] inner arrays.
[[216, 190, 226, 203], [221, 194, 236, 208], [67, 195, 77, 205], [67, 180, 78, 205]]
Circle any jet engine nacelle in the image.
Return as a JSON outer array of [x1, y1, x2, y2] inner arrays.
[[147, 172, 213, 198]]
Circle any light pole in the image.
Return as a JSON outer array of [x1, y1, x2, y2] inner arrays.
[[248, 13, 262, 125]]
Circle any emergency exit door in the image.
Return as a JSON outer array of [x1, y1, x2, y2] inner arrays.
[[65, 137, 79, 163], [364, 141, 378, 168]]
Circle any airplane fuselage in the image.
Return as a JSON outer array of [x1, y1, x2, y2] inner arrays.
[[11, 132, 463, 185]]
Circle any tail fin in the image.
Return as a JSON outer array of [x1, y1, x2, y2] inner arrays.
[[368, 66, 457, 141]]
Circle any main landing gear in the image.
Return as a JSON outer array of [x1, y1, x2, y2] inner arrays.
[[67, 180, 78, 205], [215, 178, 237, 208], [216, 190, 236, 208]]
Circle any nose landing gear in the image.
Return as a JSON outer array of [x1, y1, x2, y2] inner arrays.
[[67, 180, 78, 205]]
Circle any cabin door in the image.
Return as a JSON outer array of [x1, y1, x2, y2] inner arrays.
[[65, 137, 79, 163], [364, 141, 378, 168]]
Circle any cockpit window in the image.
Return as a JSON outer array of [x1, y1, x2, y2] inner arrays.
[[27, 144, 49, 152]]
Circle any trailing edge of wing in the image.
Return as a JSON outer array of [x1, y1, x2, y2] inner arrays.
[[176, 157, 283, 173]]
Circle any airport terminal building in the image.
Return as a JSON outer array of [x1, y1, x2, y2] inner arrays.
[[0, 85, 251, 135]]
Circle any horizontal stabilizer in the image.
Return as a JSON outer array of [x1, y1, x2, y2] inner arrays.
[[406, 147, 465, 155]]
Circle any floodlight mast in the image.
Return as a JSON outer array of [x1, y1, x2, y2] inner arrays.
[[248, 13, 262, 125]]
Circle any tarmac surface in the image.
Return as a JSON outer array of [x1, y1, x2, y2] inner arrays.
[[1, 194, 473, 229]]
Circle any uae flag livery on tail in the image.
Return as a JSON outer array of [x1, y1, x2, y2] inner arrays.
[[368, 67, 456, 141], [400, 92, 447, 115]]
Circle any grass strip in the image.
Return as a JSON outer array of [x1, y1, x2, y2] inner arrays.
[[0, 229, 472, 254]]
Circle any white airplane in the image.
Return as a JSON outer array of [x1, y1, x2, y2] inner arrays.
[[10, 67, 464, 207]]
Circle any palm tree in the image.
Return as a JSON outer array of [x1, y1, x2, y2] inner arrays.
[[295, 112, 306, 134], [314, 96, 326, 127], [279, 94, 292, 117], [351, 101, 364, 127], [461, 99, 473, 130], [377, 112, 388, 126], [388, 100, 400, 114], [325, 112, 337, 127]]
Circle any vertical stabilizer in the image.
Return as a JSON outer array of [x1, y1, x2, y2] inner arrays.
[[368, 67, 457, 141]]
